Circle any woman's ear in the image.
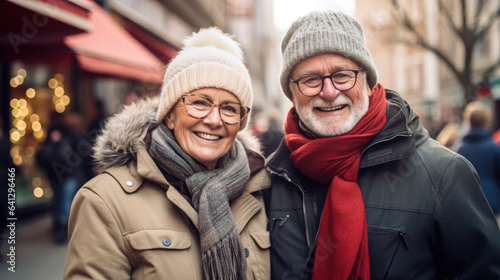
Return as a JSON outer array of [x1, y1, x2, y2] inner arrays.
[[165, 113, 175, 130]]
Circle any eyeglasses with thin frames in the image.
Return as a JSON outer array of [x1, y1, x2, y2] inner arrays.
[[181, 94, 250, 125], [290, 68, 364, 97]]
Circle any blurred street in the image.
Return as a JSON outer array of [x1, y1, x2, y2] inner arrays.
[[0, 212, 67, 280]]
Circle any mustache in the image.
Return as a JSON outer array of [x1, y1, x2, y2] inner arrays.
[[308, 94, 352, 107]]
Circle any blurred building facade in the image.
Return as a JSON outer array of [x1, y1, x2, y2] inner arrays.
[[356, 0, 500, 133], [224, 0, 282, 122]]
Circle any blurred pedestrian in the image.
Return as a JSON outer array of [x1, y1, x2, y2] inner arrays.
[[436, 104, 483, 151], [257, 109, 285, 158], [36, 111, 87, 244], [436, 121, 460, 150], [493, 128, 500, 145], [83, 98, 107, 177], [66, 112, 94, 182], [265, 10, 500, 280], [88, 98, 106, 141], [458, 101, 500, 218], [64, 27, 270, 279]]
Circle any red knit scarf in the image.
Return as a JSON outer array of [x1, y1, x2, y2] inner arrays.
[[285, 83, 387, 280]]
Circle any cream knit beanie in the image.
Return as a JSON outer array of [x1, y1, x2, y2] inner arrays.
[[156, 27, 252, 130], [280, 10, 378, 101]]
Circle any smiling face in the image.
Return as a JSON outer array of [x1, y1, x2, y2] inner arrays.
[[165, 87, 241, 170], [290, 53, 372, 137]]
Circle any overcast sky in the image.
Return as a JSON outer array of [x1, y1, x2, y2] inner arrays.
[[273, 0, 356, 31]]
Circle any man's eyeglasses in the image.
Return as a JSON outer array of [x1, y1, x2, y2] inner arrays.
[[290, 68, 364, 97], [181, 94, 250, 125]]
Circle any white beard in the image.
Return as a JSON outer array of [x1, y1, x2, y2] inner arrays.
[[296, 82, 370, 137]]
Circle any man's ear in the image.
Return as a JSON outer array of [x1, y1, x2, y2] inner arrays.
[[366, 84, 373, 97], [165, 113, 174, 130], [289, 84, 295, 104], [365, 76, 373, 97]]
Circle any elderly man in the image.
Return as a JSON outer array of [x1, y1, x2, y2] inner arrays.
[[265, 10, 500, 280]]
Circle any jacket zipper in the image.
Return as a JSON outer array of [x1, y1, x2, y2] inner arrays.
[[368, 226, 410, 249], [268, 168, 316, 279], [267, 168, 312, 248], [273, 215, 289, 227], [298, 180, 312, 248], [399, 228, 410, 248]]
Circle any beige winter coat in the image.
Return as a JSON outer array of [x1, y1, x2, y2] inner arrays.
[[63, 98, 271, 280]]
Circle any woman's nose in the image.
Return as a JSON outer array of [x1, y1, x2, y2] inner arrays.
[[202, 105, 223, 127]]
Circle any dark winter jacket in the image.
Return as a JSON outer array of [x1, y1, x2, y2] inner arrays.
[[458, 128, 500, 214], [265, 89, 500, 280]]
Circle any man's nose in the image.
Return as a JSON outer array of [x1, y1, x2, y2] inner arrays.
[[319, 78, 341, 101]]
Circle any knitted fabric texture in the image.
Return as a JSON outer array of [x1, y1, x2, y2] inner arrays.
[[280, 10, 378, 101], [156, 27, 253, 130]]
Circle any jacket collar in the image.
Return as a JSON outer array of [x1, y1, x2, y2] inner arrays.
[[266, 139, 303, 187], [358, 89, 429, 168], [462, 128, 491, 143]]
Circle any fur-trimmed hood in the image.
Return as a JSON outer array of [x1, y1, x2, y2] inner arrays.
[[92, 96, 262, 171]]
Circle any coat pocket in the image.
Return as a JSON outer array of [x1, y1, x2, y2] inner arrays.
[[246, 231, 271, 280], [367, 226, 409, 280], [125, 228, 198, 279], [250, 231, 271, 249], [127, 228, 191, 250]]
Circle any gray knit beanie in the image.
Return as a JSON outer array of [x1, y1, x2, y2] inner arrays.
[[157, 27, 253, 130], [280, 10, 378, 101]]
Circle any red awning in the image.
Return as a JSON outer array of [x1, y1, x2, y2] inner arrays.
[[64, 0, 165, 84], [0, 0, 91, 47], [124, 22, 178, 64]]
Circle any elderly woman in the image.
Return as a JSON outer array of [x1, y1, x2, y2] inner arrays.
[[64, 28, 270, 280]]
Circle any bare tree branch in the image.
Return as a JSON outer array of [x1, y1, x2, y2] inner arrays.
[[390, 0, 499, 103], [475, 6, 500, 41], [414, 34, 462, 80], [460, 0, 467, 32], [392, 1, 461, 79], [472, 0, 487, 32], [438, 0, 461, 35]]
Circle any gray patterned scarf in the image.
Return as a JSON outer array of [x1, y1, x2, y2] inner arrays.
[[149, 123, 250, 280]]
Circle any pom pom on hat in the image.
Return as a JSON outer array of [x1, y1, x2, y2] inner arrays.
[[156, 27, 253, 131], [182, 27, 244, 62]]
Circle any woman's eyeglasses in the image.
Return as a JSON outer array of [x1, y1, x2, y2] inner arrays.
[[181, 94, 250, 125]]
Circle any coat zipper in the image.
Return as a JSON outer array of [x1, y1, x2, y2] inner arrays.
[[268, 167, 317, 279], [273, 215, 289, 227], [267, 168, 312, 248], [368, 226, 410, 249], [399, 228, 410, 248], [298, 180, 312, 248]]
